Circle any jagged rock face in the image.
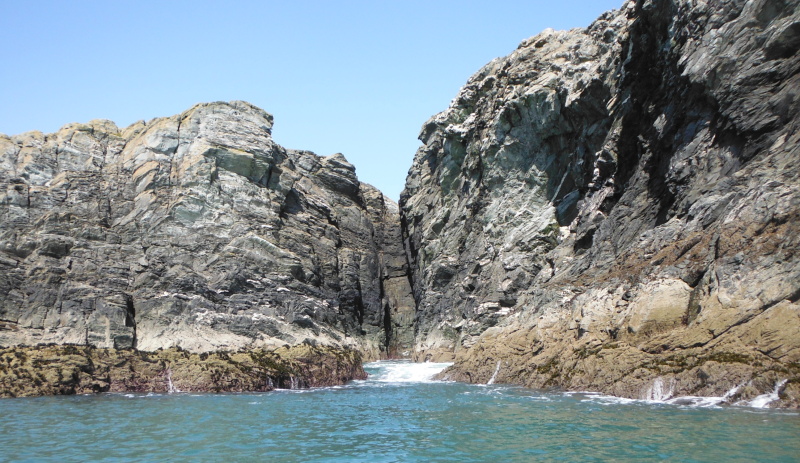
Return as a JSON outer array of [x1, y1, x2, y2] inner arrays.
[[0, 101, 415, 358], [402, 0, 800, 403], [402, 4, 634, 359]]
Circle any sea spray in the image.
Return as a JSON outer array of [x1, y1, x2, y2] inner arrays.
[[166, 369, 181, 394], [487, 360, 501, 385], [644, 376, 675, 401], [364, 360, 452, 383], [747, 379, 788, 408]]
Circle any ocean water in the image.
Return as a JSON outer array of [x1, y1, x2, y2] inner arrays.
[[1, 361, 798, 462]]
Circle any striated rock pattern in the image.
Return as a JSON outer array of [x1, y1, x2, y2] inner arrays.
[[402, 0, 800, 405], [0, 344, 366, 397], [2, 0, 799, 407], [0, 101, 415, 359]]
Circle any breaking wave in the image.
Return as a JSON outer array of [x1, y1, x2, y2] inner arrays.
[[363, 360, 452, 383]]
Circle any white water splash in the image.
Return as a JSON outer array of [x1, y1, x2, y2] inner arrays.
[[487, 361, 501, 385], [658, 380, 787, 409], [580, 379, 791, 409], [166, 369, 181, 394], [654, 382, 744, 407], [365, 361, 452, 383], [644, 377, 675, 401], [724, 383, 742, 400], [747, 379, 788, 408]]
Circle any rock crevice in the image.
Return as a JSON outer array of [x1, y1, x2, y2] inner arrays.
[[2, 0, 799, 406]]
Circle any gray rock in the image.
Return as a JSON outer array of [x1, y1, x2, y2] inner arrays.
[[402, 0, 800, 405], [2, 0, 799, 407], [0, 101, 415, 358]]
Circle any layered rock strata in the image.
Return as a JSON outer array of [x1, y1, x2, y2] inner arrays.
[[2, 0, 799, 407], [0, 101, 415, 360], [0, 344, 365, 397], [401, 0, 800, 406]]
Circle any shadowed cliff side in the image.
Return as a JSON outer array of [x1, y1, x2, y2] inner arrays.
[[401, 0, 800, 406]]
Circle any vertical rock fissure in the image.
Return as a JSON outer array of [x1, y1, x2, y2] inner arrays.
[[378, 267, 393, 354], [124, 294, 137, 349]]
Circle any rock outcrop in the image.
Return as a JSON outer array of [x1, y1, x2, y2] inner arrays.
[[0, 101, 415, 360], [0, 344, 366, 397], [401, 0, 800, 405], [2, 0, 799, 407]]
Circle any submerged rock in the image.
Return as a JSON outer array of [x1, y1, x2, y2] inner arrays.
[[402, 0, 800, 406]]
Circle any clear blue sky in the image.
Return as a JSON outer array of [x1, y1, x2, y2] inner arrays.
[[1, 0, 623, 200]]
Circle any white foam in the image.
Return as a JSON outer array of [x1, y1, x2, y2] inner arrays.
[[573, 392, 641, 406], [644, 377, 675, 401], [665, 395, 727, 407], [571, 379, 791, 409], [166, 369, 181, 394], [746, 379, 788, 408], [659, 383, 744, 408], [487, 360, 501, 385], [365, 360, 452, 383], [568, 389, 722, 407]]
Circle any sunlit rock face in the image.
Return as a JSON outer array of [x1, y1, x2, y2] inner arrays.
[[0, 101, 415, 358], [401, 0, 800, 405], [1, 0, 799, 407]]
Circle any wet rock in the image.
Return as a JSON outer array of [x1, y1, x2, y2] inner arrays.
[[0, 344, 366, 397]]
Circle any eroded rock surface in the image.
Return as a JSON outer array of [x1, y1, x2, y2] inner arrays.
[[402, 0, 800, 405], [0, 101, 414, 359], [2, 0, 799, 407], [0, 344, 365, 397]]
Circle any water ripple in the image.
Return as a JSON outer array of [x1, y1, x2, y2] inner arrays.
[[0, 361, 798, 462]]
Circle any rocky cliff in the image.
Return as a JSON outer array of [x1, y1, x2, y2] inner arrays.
[[2, 0, 799, 406], [0, 101, 415, 360], [401, 0, 800, 405]]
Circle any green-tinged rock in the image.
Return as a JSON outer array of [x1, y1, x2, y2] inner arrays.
[[0, 344, 366, 397], [404, 0, 800, 407]]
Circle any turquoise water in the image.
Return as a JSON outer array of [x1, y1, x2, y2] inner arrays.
[[1, 361, 798, 462]]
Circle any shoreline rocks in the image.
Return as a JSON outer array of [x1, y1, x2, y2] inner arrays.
[[0, 344, 366, 397], [2, 0, 799, 408]]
